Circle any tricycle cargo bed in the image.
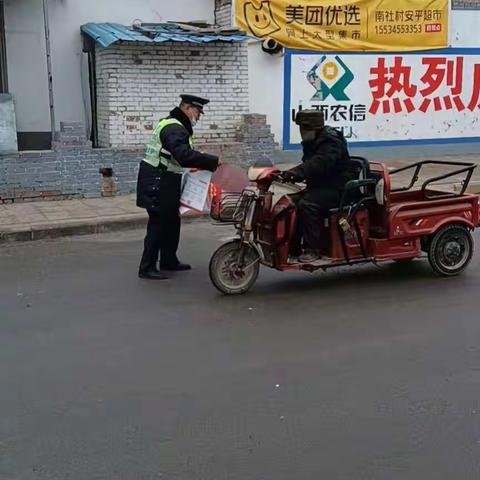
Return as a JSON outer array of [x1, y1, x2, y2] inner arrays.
[[388, 191, 479, 239]]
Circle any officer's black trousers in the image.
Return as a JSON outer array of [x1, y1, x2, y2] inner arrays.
[[138, 169, 183, 272], [297, 188, 341, 252], [139, 209, 181, 273]]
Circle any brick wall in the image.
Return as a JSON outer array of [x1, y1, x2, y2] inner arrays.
[[452, 0, 480, 9], [0, 147, 142, 202], [1, 112, 276, 202], [215, 0, 232, 27], [95, 41, 249, 148]]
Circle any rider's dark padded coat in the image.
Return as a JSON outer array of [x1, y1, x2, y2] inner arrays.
[[287, 126, 352, 190], [288, 126, 353, 252]]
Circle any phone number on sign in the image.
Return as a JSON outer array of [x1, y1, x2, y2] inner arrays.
[[375, 24, 422, 35]]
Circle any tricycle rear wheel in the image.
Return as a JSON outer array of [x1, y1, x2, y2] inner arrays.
[[428, 224, 473, 276], [209, 240, 260, 295]]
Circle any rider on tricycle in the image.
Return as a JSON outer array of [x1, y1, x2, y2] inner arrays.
[[281, 109, 353, 263], [209, 112, 479, 295]]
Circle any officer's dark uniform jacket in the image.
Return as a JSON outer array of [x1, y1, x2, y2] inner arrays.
[[288, 126, 351, 190], [136, 107, 218, 212]]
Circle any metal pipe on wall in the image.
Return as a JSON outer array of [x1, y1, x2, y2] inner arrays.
[[42, 0, 56, 140], [0, 0, 8, 92]]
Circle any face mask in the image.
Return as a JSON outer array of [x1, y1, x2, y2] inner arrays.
[[301, 129, 316, 142], [189, 107, 201, 128]]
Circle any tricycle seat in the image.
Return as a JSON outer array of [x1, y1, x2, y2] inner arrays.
[[329, 156, 379, 215]]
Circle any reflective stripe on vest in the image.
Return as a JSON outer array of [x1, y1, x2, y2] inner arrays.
[[143, 118, 193, 173]]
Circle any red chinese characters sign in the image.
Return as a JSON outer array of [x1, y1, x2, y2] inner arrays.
[[286, 51, 480, 147], [369, 56, 480, 115]]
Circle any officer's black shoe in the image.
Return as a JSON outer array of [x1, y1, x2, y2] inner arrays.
[[138, 269, 169, 280], [160, 262, 192, 271]]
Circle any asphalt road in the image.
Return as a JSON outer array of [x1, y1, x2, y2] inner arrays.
[[1, 222, 480, 480]]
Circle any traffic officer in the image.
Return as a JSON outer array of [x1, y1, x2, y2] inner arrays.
[[136, 94, 219, 280]]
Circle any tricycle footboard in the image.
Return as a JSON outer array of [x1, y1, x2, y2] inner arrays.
[[369, 238, 421, 261]]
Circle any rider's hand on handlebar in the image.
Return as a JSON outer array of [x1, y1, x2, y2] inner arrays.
[[280, 171, 302, 183]]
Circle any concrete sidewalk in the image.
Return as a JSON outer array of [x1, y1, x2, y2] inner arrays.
[[1, 154, 480, 243], [0, 194, 150, 243]]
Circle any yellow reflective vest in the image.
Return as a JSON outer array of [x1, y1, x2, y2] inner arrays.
[[143, 118, 193, 174]]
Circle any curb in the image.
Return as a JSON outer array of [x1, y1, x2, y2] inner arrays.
[[2, 180, 478, 244], [0, 213, 208, 244]]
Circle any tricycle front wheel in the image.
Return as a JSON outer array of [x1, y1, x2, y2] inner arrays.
[[428, 224, 473, 276], [209, 240, 260, 295]]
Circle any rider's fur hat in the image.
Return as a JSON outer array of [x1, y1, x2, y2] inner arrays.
[[295, 109, 325, 129]]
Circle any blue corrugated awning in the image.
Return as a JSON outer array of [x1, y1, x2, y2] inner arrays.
[[81, 22, 250, 48]]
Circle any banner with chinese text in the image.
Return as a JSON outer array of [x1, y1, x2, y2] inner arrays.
[[235, 0, 448, 51], [284, 50, 480, 148]]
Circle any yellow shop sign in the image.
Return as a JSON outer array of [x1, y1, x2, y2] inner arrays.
[[235, 0, 449, 51]]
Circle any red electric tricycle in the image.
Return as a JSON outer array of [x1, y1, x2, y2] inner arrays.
[[209, 157, 479, 295]]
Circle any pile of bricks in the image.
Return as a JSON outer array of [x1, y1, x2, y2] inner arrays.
[[200, 141, 247, 166], [235, 114, 276, 166]]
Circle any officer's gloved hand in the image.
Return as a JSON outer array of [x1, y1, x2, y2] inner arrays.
[[280, 170, 302, 183], [212, 159, 223, 172]]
